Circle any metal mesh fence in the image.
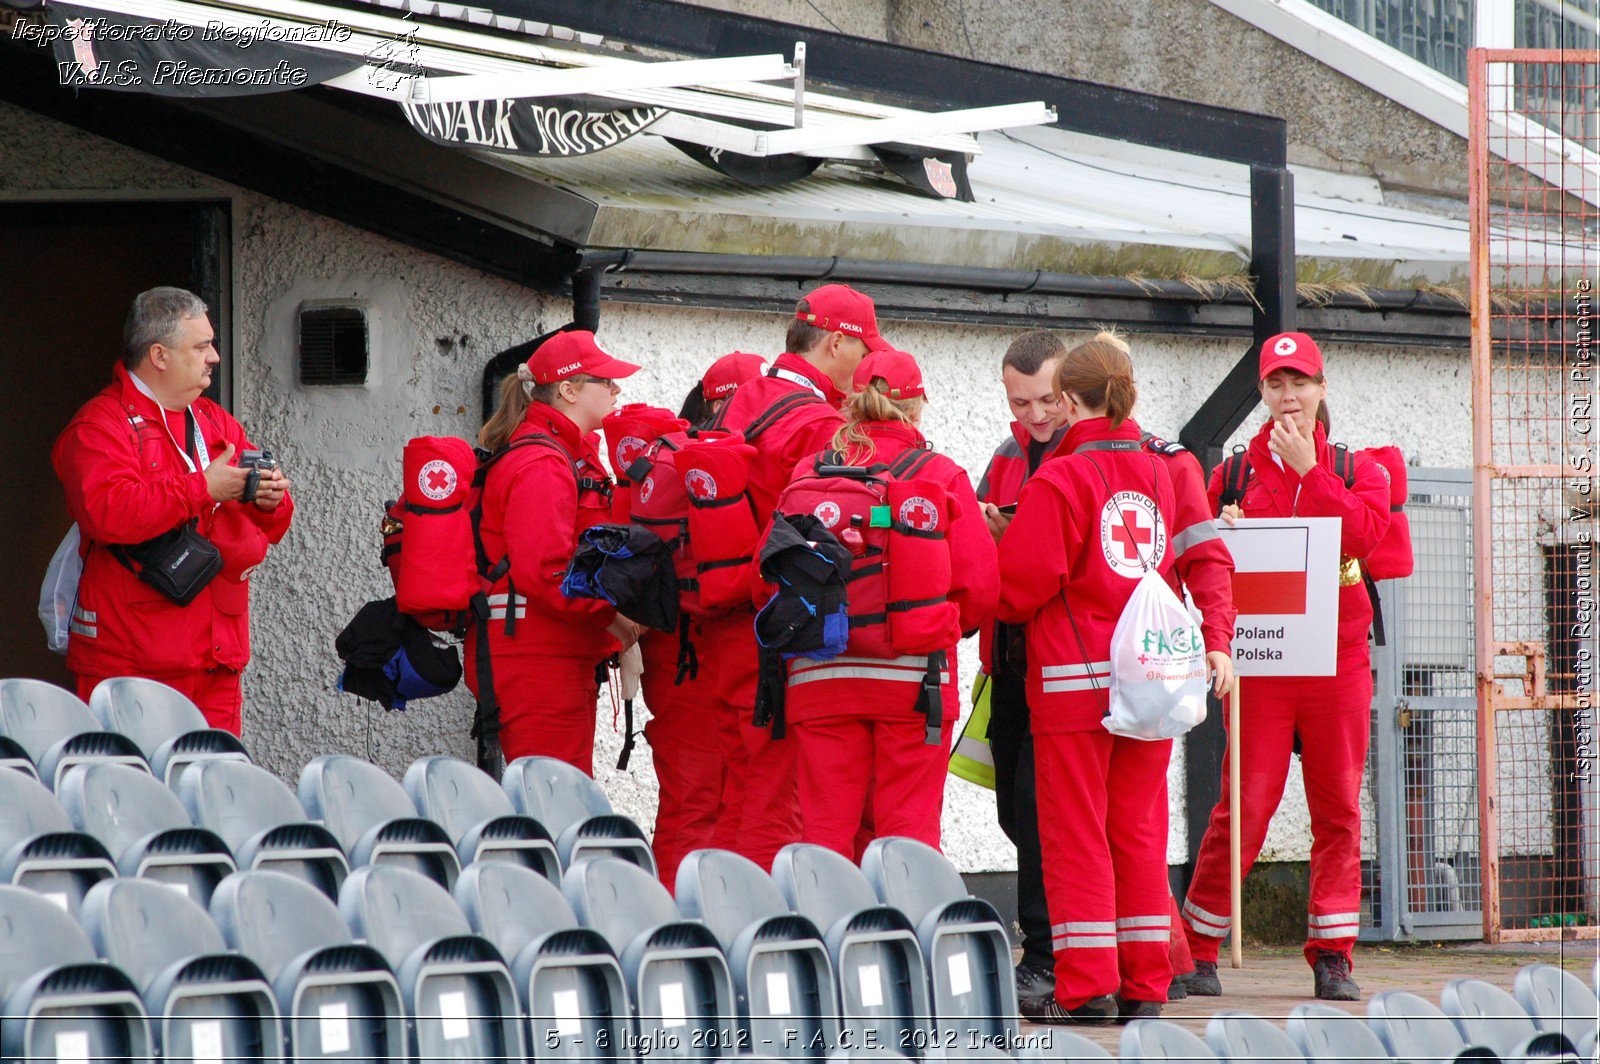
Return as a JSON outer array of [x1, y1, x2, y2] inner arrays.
[[1363, 478, 1482, 939], [1469, 48, 1598, 941]]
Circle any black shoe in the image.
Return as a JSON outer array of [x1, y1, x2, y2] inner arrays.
[[1116, 997, 1164, 1024], [1181, 960, 1222, 996], [1015, 963, 1056, 1001], [1019, 993, 1117, 1026], [1167, 977, 1189, 1002], [1312, 951, 1360, 1001]]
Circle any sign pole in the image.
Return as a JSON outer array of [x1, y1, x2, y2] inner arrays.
[[1229, 677, 1244, 969]]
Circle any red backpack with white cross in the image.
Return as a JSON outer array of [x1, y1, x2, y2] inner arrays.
[[769, 446, 961, 658]]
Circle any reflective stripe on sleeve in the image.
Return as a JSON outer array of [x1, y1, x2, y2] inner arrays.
[[1172, 520, 1222, 558]]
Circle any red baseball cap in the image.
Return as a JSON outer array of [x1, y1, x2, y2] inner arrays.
[[526, 330, 641, 385], [797, 284, 891, 353], [1258, 332, 1323, 379], [853, 348, 925, 399], [701, 352, 767, 400]]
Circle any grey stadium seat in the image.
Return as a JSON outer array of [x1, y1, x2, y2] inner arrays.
[[861, 837, 1019, 1050], [0, 883, 152, 1062], [1205, 1010, 1306, 1064], [1444, 978, 1542, 1058], [1369, 990, 1469, 1062], [340, 864, 527, 1063], [87, 676, 250, 786], [57, 761, 236, 906], [677, 847, 839, 1059], [565, 855, 736, 1060], [404, 755, 561, 876], [0, 677, 148, 790], [0, 735, 40, 781], [210, 869, 406, 1061], [1514, 964, 1599, 1049], [504, 755, 657, 873], [0, 766, 117, 917], [1286, 1003, 1395, 1064], [79, 877, 280, 1062], [300, 754, 460, 888], [454, 860, 631, 1061], [1122, 1017, 1221, 1062], [175, 759, 349, 900], [772, 843, 930, 1059]]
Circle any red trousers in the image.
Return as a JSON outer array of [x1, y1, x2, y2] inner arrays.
[[470, 651, 601, 776], [707, 614, 801, 871], [640, 625, 746, 890], [1182, 656, 1372, 968], [76, 668, 242, 736], [793, 714, 951, 858], [1036, 731, 1173, 1007]]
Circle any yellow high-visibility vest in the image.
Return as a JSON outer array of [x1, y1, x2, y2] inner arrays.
[[948, 672, 995, 790]]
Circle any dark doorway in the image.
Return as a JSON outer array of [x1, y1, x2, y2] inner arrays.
[[0, 200, 229, 688]]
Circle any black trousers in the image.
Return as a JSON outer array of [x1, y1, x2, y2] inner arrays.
[[988, 660, 1051, 971]]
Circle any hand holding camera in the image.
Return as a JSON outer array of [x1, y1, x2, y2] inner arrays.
[[239, 448, 291, 511]]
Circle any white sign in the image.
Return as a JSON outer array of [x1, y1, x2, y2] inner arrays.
[[1216, 518, 1341, 677]]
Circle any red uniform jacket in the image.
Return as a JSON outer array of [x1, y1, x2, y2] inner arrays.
[[715, 353, 846, 523], [997, 417, 1234, 734], [52, 363, 294, 678], [975, 422, 1066, 673], [783, 422, 1000, 723], [475, 402, 618, 662], [1206, 420, 1390, 657]]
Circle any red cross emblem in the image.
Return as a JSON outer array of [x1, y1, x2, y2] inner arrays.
[[898, 496, 939, 532], [685, 469, 718, 501], [1110, 509, 1153, 561], [417, 459, 457, 501], [616, 436, 647, 469], [813, 501, 841, 528]]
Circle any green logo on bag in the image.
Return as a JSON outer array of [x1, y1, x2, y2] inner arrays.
[[1141, 625, 1201, 656]]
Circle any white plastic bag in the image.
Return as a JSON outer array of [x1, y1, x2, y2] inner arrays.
[[38, 524, 83, 655], [1103, 570, 1208, 740]]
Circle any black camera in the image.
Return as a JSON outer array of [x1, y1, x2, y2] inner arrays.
[[239, 449, 278, 504]]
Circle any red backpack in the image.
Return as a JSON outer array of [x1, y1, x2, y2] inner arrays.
[[772, 446, 961, 659]]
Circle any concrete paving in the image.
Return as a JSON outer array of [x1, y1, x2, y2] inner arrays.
[[1021, 941, 1600, 1053]]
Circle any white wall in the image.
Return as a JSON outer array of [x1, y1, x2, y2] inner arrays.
[[4, 99, 1473, 872]]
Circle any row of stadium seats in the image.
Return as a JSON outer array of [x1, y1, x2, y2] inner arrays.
[[1104, 963, 1597, 1064], [0, 677, 1020, 1063]]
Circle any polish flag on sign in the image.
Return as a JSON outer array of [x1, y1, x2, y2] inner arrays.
[[1229, 524, 1310, 615]]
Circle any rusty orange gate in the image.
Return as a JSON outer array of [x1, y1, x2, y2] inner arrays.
[[1469, 47, 1598, 942]]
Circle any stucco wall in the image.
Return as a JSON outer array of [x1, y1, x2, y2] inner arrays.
[[4, 100, 1473, 873]]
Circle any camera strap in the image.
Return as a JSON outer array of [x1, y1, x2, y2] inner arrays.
[[126, 371, 210, 472]]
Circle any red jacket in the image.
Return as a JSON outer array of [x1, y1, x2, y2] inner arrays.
[[715, 353, 846, 524], [474, 402, 618, 662], [975, 422, 1066, 673], [783, 422, 1000, 723], [1206, 420, 1390, 657], [52, 363, 293, 678], [997, 417, 1234, 734]]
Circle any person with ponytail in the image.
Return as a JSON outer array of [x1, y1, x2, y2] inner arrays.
[[1179, 333, 1388, 1002], [778, 349, 998, 857], [468, 330, 644, 775], [997, 334, 1235, 1025]]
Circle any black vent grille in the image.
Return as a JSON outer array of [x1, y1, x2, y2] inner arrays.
[[298, 306, 368, 386]]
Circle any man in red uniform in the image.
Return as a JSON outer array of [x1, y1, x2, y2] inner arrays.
[[1180, 333, 1389, 1001], [974, 330, 1067, 1002], [53, 287, 294, 734], [707, 283, 890, 870]]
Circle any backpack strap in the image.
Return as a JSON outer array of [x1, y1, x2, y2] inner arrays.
[[1330, 442, 1356, 488], [888, 445, 939, 480], [744, 390, 827, 442], [1218, 446, 1251, 509]]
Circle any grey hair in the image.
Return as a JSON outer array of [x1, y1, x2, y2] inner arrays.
[[124, 287, 208, 369]]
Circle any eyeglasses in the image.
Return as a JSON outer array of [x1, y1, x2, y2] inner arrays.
[[571, 375, 616, 388]]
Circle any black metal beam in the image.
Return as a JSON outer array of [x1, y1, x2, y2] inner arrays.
[[0, 41, 581, 289], [475, 0, 1287, 168]]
